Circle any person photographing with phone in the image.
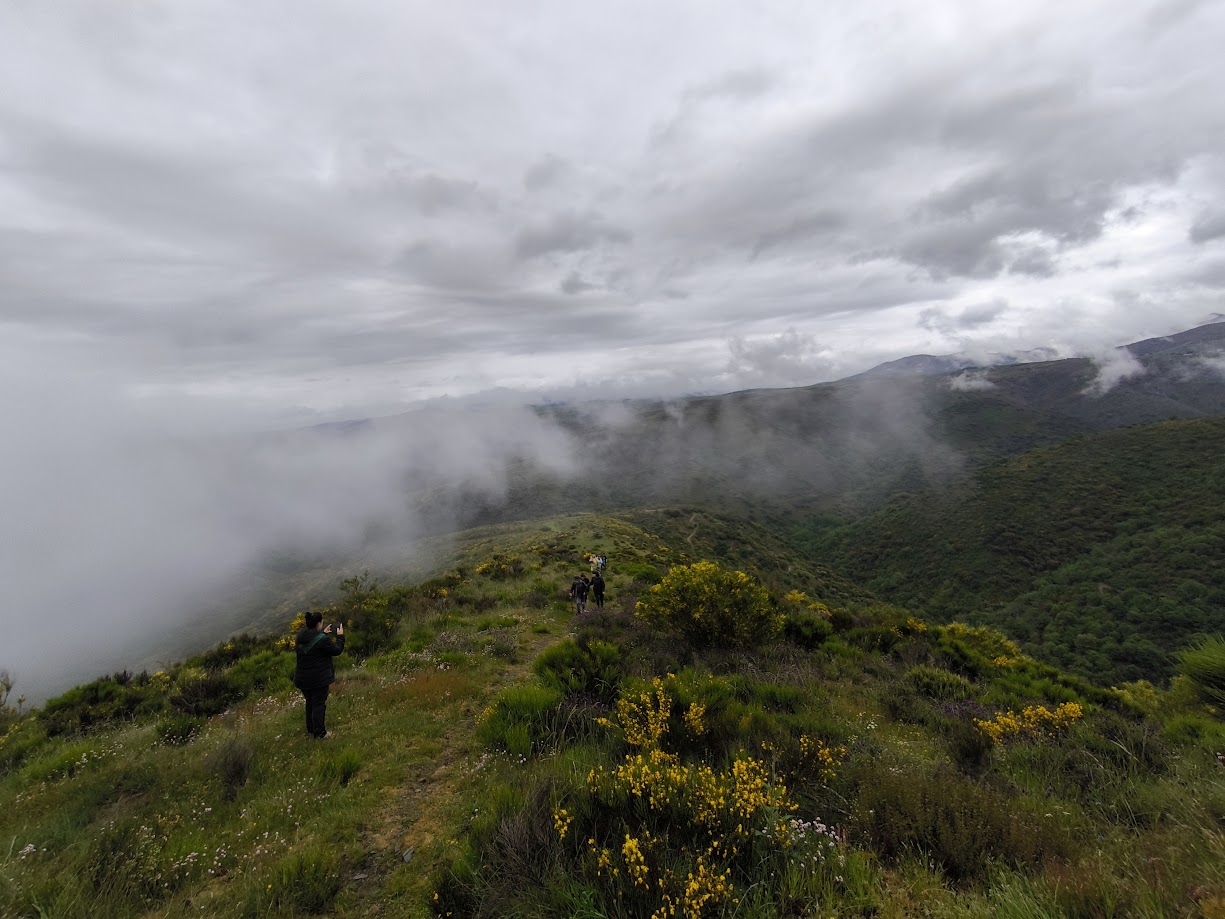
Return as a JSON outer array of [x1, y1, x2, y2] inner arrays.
[[293, 611, 345, 739]]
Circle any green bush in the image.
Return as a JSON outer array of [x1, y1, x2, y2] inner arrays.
[[478, 684, 563, 757], [1177, 635, 1225, 706], [846, 625, 902, 654], [0, 718, 46, 774], [635, 561, 779, 649], [781, 612, 833, 649], [532, 640, 623, 704], [852, 764, 1075, 881], [907, 666, 972, 702], [618, 560, 663, 584], [40, 675, 164, 736], [157, 714, 204, 746], [225, 651, 294, 695], [170, 667, 242, 717], [944, 717, 994, 776], [206, 736, 255, 800], [193, 633, 270, 671], [1164, 713, 1225, 746]]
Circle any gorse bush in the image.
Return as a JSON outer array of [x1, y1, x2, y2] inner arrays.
[[975, 702, 1084, 744], [635, 561, 779, 649], [538, 674, 849, 918]]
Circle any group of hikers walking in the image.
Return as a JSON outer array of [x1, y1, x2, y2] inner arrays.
[[570, 571, 605, 613], [570, 555, 607, 614]]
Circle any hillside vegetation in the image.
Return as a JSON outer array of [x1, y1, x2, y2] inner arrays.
[[4, 513, 1225, 918], [803, 417, 1225, 685]]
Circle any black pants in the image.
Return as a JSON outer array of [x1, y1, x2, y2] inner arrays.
[[300, 683, 330, 738], [593, 589, 604, 608]]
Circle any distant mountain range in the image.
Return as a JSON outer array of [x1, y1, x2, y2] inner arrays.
[[848, 321, 1225, 381], [491, 322, 1225, 524], [849, 347, 1059, 380]]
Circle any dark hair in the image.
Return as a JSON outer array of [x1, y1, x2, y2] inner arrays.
[[304, 611, 323, 629]]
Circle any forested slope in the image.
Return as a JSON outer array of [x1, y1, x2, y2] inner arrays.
[[804, 417, 1225, 684]]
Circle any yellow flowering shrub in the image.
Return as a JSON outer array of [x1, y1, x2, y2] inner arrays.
[[635, 561, 780, 649], [976, 702, 1084, 744], [799, 734, 846, 783], [942, 623, 1020, 661], [553, 807, 573, 840], [473, 553, 523, 580], [565, 676, 846, 917]]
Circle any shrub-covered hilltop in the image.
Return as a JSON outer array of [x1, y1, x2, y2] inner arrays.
[[2, 513, 1225, 918]]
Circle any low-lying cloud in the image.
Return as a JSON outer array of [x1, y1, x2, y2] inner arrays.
[[0, 359, 576, 702], [1085, 347, 1148, 394], [949, 370, 996, 392]]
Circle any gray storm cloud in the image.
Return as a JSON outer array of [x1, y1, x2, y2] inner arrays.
[[3, 0, 1225, 694], [2, 0, 1224, 413]]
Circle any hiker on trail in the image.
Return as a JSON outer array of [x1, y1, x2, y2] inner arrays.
[[590, 571, 606, 610], [293, 611, 345, 739], [570, 574, 590, 615]]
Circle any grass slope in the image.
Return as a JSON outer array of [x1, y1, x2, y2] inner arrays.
[[803, 417, 1225, 685], [2, 512, 1224, 918]]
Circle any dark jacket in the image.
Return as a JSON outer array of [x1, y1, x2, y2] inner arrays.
[[591, 574, 605, 595], [293, 628, 345, 689], [571, 579, 589, 601]]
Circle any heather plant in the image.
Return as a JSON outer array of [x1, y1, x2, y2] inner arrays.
[[170, 666, 243, 717], [635, 560, 779, 649]]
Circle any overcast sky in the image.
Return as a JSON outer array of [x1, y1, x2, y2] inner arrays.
[[2, 0, 1224, 424]]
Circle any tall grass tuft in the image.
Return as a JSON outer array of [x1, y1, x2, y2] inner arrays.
[[243, 846, 342, 917], [1178, 635, 1225, 705], [320, 748, 362, 786], [206, 736, 254, 800]]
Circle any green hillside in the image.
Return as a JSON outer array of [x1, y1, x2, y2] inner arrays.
[[803, 417, 1225, 685], [4, 512, 1225, 918]]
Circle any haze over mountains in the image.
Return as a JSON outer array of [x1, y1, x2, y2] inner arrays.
[[10, 321, 1224, 703]]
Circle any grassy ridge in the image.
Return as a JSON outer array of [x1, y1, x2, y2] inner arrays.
[[3, 512, 1225, 918], [802, 418, 1225, 684]]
